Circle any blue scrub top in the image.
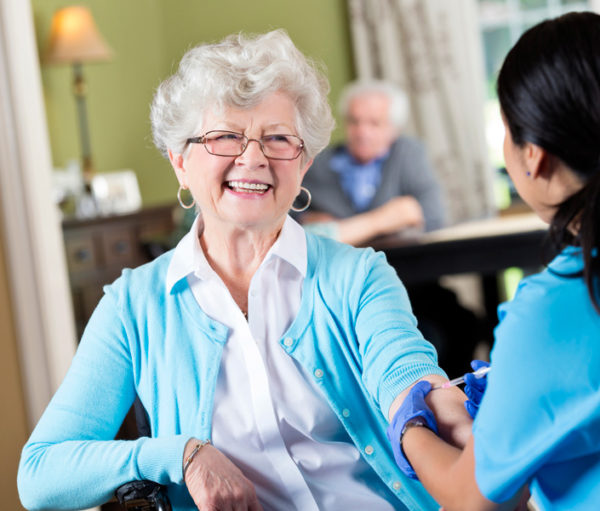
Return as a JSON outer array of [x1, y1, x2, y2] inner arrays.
[[473, 246, 600, 510]]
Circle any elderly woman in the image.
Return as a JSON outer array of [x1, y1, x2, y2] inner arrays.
[[18, 30, 471, 511]]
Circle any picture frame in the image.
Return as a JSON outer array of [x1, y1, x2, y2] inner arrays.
[[90, 170, 142, 216]]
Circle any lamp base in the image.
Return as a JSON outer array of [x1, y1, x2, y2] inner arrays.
[[82, 155, 94, 185], [73, 63, 95, 185]]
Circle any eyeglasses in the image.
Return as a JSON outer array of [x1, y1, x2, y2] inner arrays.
[[186, 130, 305, 160]]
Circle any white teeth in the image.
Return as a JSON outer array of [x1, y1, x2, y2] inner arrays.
[[228, 181, 269, 191]]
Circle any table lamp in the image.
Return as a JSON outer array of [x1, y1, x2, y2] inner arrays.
[[46, 6, 112, 184]]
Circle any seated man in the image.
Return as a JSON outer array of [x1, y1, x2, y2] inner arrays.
[[300, 80, 481, 376], [300, 79, 446, 245]]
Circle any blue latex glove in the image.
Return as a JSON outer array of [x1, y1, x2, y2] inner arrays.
[[463, 360, 490, 419], [387, 381, 438, 479]]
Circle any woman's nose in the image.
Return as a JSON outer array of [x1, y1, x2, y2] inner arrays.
[[235, 138, 268, 168]]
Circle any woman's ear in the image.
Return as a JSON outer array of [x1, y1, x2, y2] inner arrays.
[[524, 143, 549, 179], [168, 150, 186, 185], [299, 157, 314, 180]]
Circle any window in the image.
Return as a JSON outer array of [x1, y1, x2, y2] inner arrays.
[[477, 0, 590, 208]]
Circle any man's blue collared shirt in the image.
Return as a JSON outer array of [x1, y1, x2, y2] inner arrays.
[[329, 147, 389, 212]]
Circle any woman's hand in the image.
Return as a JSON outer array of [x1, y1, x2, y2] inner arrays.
[[389, 374, 473, 449], [387, 381, 438, 479], [464, 360, 490, 419], [184, 439, 263, 511]]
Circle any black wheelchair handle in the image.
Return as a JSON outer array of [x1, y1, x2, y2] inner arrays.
[[115, 479, 172, 511]]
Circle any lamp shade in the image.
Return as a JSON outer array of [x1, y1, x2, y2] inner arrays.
[[46, 6, 112, 64]]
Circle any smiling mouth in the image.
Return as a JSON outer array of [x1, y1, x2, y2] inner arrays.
[[226, 181, 271, 194]]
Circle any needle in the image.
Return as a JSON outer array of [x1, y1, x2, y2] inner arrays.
[[434, 365, 491, 389]]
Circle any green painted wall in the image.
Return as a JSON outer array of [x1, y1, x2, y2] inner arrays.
[[31, 0, 354, 206]]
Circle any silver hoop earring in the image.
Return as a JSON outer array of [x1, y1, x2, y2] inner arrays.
[[290, 186, 311, 212], [177, 185, 196, 209]]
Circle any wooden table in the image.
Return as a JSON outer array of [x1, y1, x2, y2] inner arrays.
[[372, 213, 550, 345], [375, 212, 549, 285]]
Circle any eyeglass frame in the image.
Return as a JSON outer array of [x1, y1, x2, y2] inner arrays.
[[186, 130, 305, 161]]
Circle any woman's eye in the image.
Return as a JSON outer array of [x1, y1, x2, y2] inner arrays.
[[216, 133, 242, 141], [264, 135, 290, 143]]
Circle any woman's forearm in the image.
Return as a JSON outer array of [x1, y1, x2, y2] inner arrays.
[[389, 374, 472, 448], [402, 433, 519, 511], [18, 435, 188, 510]]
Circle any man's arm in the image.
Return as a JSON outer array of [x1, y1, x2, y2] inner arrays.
[[301, 139, 445, 245], [335, 196, 424, 245], [302, 196, 425, 246]]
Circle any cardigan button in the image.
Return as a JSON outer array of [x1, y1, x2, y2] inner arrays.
[[393, 481, 401, 490], [365, 445, 374, 455], [314, 368, 324, 378], [283, 337, 293, 347], [342, 408, 350, 417]]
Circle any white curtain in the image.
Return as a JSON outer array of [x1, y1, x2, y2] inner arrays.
[[347, 0, 495, 224]]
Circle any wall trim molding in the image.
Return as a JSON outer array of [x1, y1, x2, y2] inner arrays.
[[0, 0, 76, 429]]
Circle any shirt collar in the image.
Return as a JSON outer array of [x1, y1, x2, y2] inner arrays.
[[267, 215, 307, 277], [166, 214, 204, 292], [166, 214, 307, 293], [330, 145, 390, 173]]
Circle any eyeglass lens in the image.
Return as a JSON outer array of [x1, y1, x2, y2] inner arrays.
[[202, 130, 303, 159]]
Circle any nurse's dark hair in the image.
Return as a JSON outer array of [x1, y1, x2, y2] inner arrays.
[[497, 11, 600, 312]]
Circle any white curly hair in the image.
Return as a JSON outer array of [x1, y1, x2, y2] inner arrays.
[[150, 29, 335, 161]]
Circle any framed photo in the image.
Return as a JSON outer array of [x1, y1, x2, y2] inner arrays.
[[91, 170, 142, 216]]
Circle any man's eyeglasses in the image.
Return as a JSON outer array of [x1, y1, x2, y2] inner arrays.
[[186, 130, 304, 160]]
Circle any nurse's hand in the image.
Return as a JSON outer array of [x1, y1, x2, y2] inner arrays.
[[464, 360, 490, 419], [183, 439, 263, 511], [387, 381, 439, 479]]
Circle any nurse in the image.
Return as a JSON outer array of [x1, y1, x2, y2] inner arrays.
[[387, 11, 600, 511]]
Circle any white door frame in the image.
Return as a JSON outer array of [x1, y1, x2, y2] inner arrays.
[[0, 0, 76, 428]]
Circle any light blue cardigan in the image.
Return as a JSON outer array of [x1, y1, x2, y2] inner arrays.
[[18, 232, 445, 510]]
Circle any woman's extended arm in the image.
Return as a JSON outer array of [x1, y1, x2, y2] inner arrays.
[[350, 248, 472, 448], [403, 432, 522, 511], [392, 382, 525, 511], [17, 288, 188, 510]]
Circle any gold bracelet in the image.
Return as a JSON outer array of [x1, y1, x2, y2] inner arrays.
[[182, 439, 211, 480]]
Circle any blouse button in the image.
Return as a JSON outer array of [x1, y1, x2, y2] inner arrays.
[[314, 368, 324, 378], [365, 445, 374, 455]]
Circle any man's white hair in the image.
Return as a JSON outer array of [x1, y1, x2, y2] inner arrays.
[[338, 79, 409, 130]]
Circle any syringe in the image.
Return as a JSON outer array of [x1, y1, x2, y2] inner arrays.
[[434, 365, 491, 389]]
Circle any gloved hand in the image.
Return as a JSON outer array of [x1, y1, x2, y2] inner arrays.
[[387, 380, 438, 479], [463, 360, 490, 419]]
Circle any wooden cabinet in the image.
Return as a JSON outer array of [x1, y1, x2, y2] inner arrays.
[[62, 204, 176, 338]]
